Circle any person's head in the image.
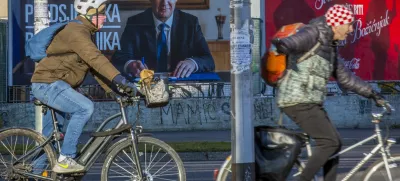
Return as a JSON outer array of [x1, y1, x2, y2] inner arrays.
[[74, 0, 108, 30], [325, 4, 354, 41], [149, 0, 177, 22]]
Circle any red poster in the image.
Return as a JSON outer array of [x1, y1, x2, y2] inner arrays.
[[265, 0, 400, 81]]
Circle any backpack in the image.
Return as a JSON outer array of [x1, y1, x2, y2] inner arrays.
[[25, 19, 82, 62], [254, 125, 303, 181], [261, 23, 321, 87]]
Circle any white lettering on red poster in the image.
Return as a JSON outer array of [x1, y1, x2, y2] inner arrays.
[[339, 56, 360, 75], [351, 10, 391, 43], [315, 0, 334, 10], [315, 0, 364, 15]]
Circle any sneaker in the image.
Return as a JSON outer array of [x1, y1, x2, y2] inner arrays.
[[52, 157, 85, 173]]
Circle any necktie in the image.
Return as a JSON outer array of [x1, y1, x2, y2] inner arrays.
[[157, 23, 168, 72]]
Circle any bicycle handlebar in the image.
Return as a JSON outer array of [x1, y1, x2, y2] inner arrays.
[[374, 102, 395, 118], [382, 102, 395, 115]]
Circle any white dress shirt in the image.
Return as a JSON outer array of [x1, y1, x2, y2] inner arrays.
[[152, 13, 198, 72]]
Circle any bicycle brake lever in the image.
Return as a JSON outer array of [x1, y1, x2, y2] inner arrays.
[[384, 103, 394, 115]]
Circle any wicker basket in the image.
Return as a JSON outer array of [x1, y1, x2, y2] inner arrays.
[[140, 76, 169, 108]]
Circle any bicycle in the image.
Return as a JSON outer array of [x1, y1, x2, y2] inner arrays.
[[0, 94, 186, 181], [214, 102, 400, 181]]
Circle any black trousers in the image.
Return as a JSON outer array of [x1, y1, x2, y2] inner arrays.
[[282, 103, 342, 181]]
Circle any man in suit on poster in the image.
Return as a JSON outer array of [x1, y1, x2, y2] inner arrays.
[[112, 0, 215, 78]]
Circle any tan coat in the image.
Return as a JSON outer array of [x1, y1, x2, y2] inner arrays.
[[31, 16, 120, 93]]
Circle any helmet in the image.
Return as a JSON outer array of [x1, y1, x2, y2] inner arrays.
[[74, 0, 108, 15]]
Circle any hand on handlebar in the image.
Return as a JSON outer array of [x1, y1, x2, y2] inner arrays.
[[370, 91, 395, 114], [112, 74, 137, 97], [371, 91, 387, 107]]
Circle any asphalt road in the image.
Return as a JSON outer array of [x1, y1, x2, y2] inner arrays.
[[79, 145, 400, 181]]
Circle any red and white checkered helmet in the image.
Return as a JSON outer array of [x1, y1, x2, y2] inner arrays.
[[325, 4, 355, 27]]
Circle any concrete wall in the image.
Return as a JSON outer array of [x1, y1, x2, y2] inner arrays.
[[2, 95, 400, 132]]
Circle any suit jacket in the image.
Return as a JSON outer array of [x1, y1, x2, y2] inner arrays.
[[112, 8, 215, 75]]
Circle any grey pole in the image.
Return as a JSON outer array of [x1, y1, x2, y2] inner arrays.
[[34, 0, 49, 133], [230, 0, 255, 180]]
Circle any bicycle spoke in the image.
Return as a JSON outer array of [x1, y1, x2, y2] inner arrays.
[[13, 135, 18, 158], [145, 144, 147, 170], [0, 153, 8, 167], [109, 168, 132, 178], [117, 153, 136, 171], [1, 140, 17, 160], [153, 163, 177, 177], [148, 152, 168, 172], [152, 158, 173, 176], [148, 146, 161, 170], [111, 162, 135, 177]]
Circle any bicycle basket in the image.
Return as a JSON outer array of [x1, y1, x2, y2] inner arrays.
[[140, 75, 169, 108], [254, 126, 302, 181]]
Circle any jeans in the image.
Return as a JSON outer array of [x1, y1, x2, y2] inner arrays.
[[30, 80, 94, 172], [282, 103, 342, 181]]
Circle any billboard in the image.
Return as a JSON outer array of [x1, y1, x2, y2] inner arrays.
[[265, 0, 400, 81], [8, 0, 123, 85]]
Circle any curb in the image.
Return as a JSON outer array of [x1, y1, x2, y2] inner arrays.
[[177, 152, 231, 161]]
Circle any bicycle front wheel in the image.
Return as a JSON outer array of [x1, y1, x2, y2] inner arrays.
[[101, 136, 186, 181], [362, 154, 400, 181]]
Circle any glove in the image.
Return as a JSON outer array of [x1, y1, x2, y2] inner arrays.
[[112, 74, 137, 97], [370, 91, 387, 107]]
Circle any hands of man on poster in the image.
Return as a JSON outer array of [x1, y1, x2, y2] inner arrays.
[[173, 59, 197, 78], [127, 60, 148, 77]]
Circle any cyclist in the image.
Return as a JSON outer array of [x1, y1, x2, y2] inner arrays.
[[30, 0, 137, 173], [272, 4, 387, 181]]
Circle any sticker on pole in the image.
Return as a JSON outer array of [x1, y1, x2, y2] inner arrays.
[[231, 26, 252, 74]]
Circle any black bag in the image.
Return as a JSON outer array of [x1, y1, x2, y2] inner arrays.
[[254, 126, 303, 181]]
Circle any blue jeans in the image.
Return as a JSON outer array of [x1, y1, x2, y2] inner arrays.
[[30, 80, 94, 172]]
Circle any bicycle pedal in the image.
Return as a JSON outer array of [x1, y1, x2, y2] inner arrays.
[[70, 172, 85, 177]]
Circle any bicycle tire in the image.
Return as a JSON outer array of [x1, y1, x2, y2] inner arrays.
[[0, 128, 57, 180], [215, 156, 317, 181], [101, 136, 186, 181], [362, 154, 400, 181]]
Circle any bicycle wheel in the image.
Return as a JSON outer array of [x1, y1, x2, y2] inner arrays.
[[362, 154, 400, 181], [101, 136, 186, 181], [0, 128, 57, 180], [215, 156, 317, 181]]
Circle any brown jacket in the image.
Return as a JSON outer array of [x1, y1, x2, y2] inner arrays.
[[31, 16, 120, 93]]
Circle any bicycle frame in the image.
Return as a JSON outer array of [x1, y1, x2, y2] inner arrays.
[[302, 108, 396, 181], [12, 96, 147, 181]]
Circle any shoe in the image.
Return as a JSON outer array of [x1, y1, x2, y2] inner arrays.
[[52, 157, 85, 173]]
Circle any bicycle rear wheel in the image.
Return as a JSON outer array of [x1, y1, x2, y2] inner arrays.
[[0, 128, 57, 180], [362, 154, 400, 181], [101, 136, 186, 181]]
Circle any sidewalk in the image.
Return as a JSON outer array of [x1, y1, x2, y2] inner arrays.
[[78, 128, 400, 146]]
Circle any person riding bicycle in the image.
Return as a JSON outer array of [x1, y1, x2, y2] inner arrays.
[[272, 4, 388, 181], [30, 0, 137, 173]]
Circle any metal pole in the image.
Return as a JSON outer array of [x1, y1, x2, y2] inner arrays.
[[34, 0, 49, 133], [230, 0, 255, 180]]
